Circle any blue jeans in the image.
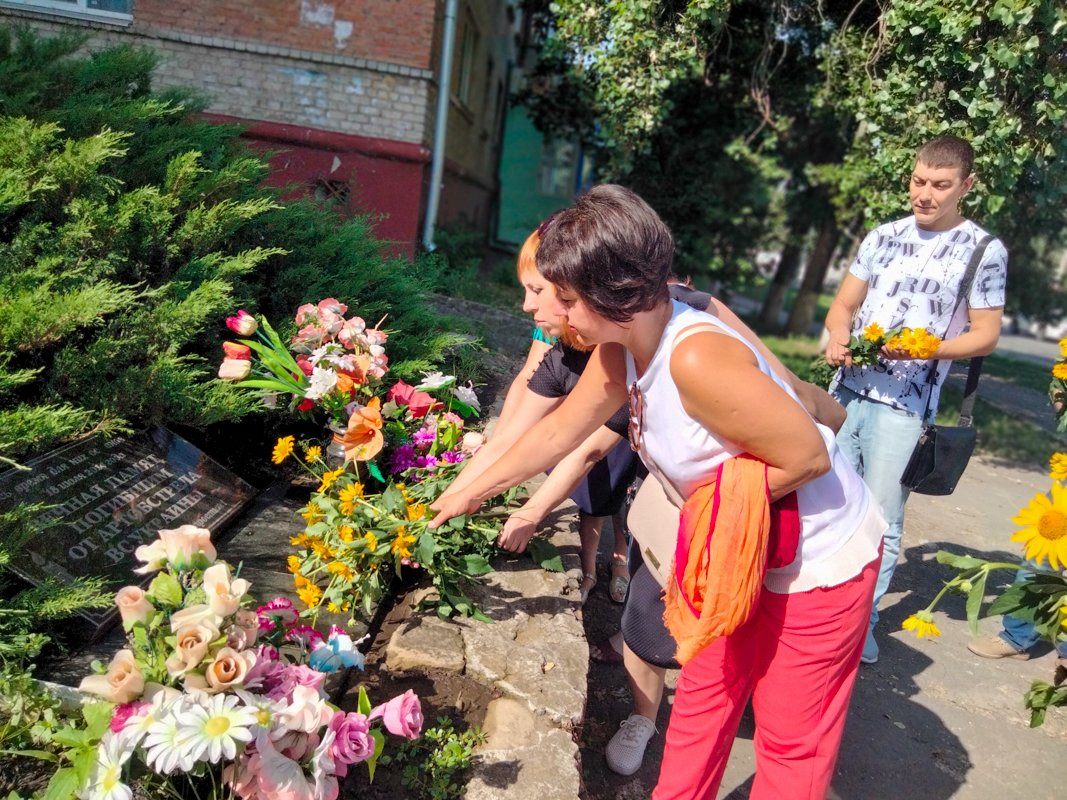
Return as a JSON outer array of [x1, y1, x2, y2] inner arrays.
[[1001, 563, 1067, 656], [832, 385, 923, 638]]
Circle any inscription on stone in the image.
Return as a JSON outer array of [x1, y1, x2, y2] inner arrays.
[[0, 428, 256, 628]]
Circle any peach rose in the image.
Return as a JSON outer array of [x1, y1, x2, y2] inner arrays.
[[79, 649, 144, 704], [135, 525, 216, 574], [202, 563, 251, 617], [203, 646, 256, 693], [166, 621, 219, 676], [169, 602, 221, 633], [115, 586, 154, 626]]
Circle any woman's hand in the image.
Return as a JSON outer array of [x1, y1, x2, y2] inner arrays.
[[497, 513, 539, 553], [428, 491, 482, 529]]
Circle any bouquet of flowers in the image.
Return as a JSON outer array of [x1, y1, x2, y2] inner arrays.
[[217, 300, 391, 425], [55, 524, 422, 800], [813, 323, 942, 386]]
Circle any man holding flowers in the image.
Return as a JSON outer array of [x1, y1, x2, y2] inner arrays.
[[824, 134, 1008, 664]]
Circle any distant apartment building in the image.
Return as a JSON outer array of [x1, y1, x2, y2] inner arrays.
[[0, 0, 519, 254]]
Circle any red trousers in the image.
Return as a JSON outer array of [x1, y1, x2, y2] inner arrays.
[[653, 555, 878, 800]]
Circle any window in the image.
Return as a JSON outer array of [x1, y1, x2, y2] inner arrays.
[[453, 13, 480, 106], [0, 0, 132, 23]]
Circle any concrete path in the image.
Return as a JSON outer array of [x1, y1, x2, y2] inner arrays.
[[581, 454, 1067, 800]]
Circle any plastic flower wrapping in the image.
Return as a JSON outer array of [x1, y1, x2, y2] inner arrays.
[[74, 523, 422, 799]]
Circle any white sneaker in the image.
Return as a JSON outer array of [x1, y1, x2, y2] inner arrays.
[[605, 713, 657, 776]]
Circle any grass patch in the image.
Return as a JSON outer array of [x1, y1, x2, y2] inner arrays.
[[980, 353, 1054, 394], [762, 335, 823, 382]]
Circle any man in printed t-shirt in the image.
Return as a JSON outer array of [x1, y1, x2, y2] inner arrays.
[[823, 135, 1008, 665]]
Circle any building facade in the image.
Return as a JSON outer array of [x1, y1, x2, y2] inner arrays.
[[0, 0, 518, 254]]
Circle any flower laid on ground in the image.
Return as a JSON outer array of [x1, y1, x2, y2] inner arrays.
[[903, 353, 1067, 728], [58, 522, 423, 800]]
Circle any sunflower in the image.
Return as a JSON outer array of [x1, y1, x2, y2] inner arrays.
[[271, 435, 295, 464], [311, 540, 335, 560], [391, 527, 417, 559], [863, 322, 885, 342], [301, 503, 323, 525], [1053, 363, 1067, 381], [287, 555, 302, 574], [1011, 482, 1067, 569], [1050, 452, 1067, 482], [297, 583, 323, 609], [406, 503, 428, 522], [902, 611, 941, 639], [1060, 339, 1067, 359]]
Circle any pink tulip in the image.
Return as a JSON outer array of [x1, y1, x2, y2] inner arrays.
[[222, 341, 252, 360], [226, 310, 258, 336], [218, 358, 252, 380]]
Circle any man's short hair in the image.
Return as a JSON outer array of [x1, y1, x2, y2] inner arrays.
[[916, 135, 975, 178], [536, 184, 673, 323]]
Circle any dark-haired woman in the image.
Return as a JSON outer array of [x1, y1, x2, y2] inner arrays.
[[430, 185, 883, 800]]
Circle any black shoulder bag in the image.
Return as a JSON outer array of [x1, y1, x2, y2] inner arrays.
[[899, 234, 994, 496]]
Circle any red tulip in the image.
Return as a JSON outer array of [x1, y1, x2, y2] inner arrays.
[[222, 341, 252, 360]]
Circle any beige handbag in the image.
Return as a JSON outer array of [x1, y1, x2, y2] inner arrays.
[[626, 476, 681, 587]]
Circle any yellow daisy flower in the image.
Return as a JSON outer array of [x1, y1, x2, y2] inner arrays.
[[305, 446, 322, 463], [406, 503, 427, 522], [287, 555, 302, 574], [862, 322, 885, 342], [297, 583, 322, 608], [294, 574, 310, 589], [1060, 338, 1067, 359], [272, 435, 296, 464], [391, 527, 417, 559], [884, 335, 904, 352], [1050, 453, 1067, 482], [364, 531, 379, 552], [301, 503, 323, 525], [290, 533, 313, 548], [1012, 482, 1067, 569], [327, 561, 355, 581], [311, 540, 335, 560], [1053, 363, 1067, 381], [327, 602, 342, 614], [902, 611, 941, 639], [317, 467, 345, 494], [338, 483, 364, 515], [337, 525, 355, 543]]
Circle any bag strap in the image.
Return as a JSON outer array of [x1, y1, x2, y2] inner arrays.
[[919, 233, 995, 425]]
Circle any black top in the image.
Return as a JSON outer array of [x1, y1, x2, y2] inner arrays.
[[526, 284, 712, 438]]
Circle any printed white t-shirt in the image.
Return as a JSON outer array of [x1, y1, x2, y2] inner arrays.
[[836, 216, 1007, 417]]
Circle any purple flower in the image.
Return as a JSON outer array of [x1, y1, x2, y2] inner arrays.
[[268, 663, 326, 700], [412, 427, 436, 450], [440, 449, 465, 464], [329, 711, 375, 775], [390, 443, 417, 474], [414, 455, 439, 470]]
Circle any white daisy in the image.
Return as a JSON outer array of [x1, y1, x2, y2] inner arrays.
[[143, 700, 197, 775], [304, 367, 339, 401], [174, 692, 259, 764], [82, 733, 131, 800]]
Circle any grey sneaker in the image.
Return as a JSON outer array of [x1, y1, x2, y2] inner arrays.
[[606, 714, 657, 776], [967, 635, 1029, 660]]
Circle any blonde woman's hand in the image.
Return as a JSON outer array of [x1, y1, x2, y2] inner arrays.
[[428, 491, 481, 529], [497, 513, 539, 553]]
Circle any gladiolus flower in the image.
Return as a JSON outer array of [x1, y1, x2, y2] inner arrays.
[[218, 358, 252, 381], [226, 310, 258, 336], [222, 341, 252, 360]]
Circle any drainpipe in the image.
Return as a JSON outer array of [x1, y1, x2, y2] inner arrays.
[[422, 0, 459, 251]]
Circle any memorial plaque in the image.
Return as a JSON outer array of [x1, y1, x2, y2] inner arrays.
[[0, 428, 256, 630]]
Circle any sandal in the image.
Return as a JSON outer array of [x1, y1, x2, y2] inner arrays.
[[609, 556, 630, 604], [590, 636, 625, 664], [579, 572, 597, 605]]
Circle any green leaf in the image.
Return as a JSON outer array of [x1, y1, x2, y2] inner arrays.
[[147, 571, 183, 607], [935, 551, 988, 571], [366, 729, 386, 782], [368, 462, 385, 483], [964, 570, 988, 635], [42, 767, 80, 800], [448, 514, 469, 531], [0, 748, 57, 761], [50, 728, 87, 748], [415, 531, 436, 566], [461, 554, 493, 577], [357, 685, 372, 717], [526, 538, 565, 572]]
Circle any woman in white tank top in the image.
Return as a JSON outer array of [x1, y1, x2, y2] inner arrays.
[[431, 185, 883, 800]]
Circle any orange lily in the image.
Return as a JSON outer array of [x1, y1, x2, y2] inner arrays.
[[343, 397, 384, 462]]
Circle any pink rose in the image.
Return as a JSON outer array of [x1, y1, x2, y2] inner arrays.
[[165, 620, 219, 676], [328, 711, 375, 776], [226, 310, 258, 336], [134, 525, 216, 574], [79, 649, 144, 704], [269, 664, 325, 701], [370, 689, 423, 740], [114, 586, 154, 626], [202, 646, 256, 693], [218, 358, 252, 380], [274, 684, 333, 734], [202, 562, 251, 617]]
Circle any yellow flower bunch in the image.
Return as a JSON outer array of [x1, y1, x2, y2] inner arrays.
[[884, 327, 941, 359], [1050, 452, 1067, 482]]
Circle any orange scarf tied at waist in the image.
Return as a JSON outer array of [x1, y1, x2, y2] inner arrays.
[[664, 454, 800, 665]]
